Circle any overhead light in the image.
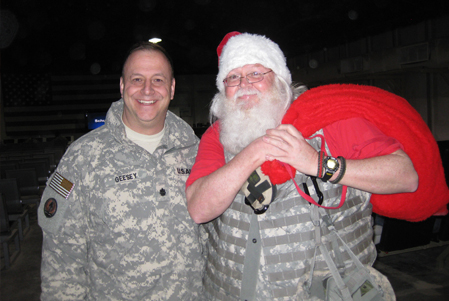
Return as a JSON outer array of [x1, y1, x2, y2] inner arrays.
[[149, 38, 162, 44]]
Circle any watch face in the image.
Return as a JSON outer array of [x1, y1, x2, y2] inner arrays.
[[322, 156, 339, 182], [325, 157, 339, 171], [327, 158, 337, 169]]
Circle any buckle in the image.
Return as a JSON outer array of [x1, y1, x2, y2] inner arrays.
[[303, 176, 324, 205]]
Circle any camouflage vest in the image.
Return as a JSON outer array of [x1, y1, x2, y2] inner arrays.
[[203, 129, 376, 300]]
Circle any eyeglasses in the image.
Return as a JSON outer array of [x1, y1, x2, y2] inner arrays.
[[223, 70, 273, 87]]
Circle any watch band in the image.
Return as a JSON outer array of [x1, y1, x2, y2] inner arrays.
[[321, 156, 340, 182], [330, 156, 346, 184]]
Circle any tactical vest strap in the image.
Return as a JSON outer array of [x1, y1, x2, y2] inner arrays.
[[302, 206, 385, 301]]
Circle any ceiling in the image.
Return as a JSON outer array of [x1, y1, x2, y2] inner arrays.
[[2, 0, 449, 76]]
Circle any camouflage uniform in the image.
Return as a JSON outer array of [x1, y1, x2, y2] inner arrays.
[[203, 130, 382, 301], [38, 99, 206, 300]]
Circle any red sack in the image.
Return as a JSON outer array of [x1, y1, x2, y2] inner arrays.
[[262, 84, 449, 222]]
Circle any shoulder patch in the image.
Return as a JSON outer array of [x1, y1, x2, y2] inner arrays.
[[43, 198, 58, 218], [49, 172, 75, 199]]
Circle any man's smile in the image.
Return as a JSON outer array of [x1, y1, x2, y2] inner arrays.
[[137, 99, 157, 104]]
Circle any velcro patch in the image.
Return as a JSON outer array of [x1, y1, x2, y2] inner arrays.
[[49, 172, 75, 199], [43, 198, 58, 218]]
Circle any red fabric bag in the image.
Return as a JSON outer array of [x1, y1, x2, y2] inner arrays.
[[262, 84, 449, 222]]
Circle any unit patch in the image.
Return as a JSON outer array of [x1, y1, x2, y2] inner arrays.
[[44, 198, 58, 218], [49, 172, 75, 199]]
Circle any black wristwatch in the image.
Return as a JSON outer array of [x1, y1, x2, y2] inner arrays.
[[321, 156, 340, 182]]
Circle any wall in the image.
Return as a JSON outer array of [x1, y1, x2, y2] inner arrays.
[[172, 74, 216, 128], [288, 15, 449, 141]]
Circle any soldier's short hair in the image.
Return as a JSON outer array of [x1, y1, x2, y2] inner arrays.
[[122, 41, 174, 79]]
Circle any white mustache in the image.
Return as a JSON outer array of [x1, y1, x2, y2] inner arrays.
[[233, 88, 261, 100]]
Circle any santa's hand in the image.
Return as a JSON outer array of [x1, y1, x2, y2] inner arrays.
[[263, 124, 318, 176]]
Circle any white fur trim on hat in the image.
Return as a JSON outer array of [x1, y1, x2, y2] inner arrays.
[[216, 33, 292, 92]]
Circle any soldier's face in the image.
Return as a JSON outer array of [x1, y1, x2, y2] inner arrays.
[[120, 50, 175, 135]]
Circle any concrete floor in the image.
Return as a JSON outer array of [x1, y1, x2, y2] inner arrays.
[[374, 244, 449, 300], [1, 209, 449, 300]]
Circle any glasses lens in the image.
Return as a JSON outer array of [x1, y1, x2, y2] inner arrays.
[[225, 75, 241, 87], [225, 71, 271, 87], [247, 72, 264, 84]]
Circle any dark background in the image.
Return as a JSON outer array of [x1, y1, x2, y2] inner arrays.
[[2, 0, 449, 76]]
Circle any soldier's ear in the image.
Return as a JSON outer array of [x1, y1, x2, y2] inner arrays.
[[120, 77, 124, 97], [170, 78, 175, 100]]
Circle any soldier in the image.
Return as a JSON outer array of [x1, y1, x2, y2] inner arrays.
[[186, 32, 419, 300], [38, 42, 205, 300]]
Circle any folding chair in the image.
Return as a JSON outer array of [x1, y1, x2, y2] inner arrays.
[[0, 179, 30, 241], [5, 168, 41, 206], [0, 194, 21, 270]]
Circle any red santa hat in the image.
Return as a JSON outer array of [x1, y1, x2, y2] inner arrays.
[[216, 32, 292, 92]]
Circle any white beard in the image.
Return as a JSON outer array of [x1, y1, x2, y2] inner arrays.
[[211, 80, 290, 155]]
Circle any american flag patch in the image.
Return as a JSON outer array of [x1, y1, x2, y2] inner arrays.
[[49, 172, 75, 199]]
